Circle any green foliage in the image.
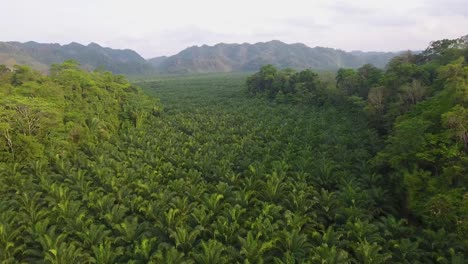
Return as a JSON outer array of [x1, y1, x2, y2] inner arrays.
[[246, 65, 330, 105], [372, 38, 468, 242], [241, 35, 468, 262], [416, 35, 468, 64], [0, 35, 467, 263], [336, 64, 383, 98]]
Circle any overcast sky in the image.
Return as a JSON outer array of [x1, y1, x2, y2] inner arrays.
[[1, 0, 466, 58]]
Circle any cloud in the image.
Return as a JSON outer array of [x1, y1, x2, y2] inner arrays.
[[278, 17, 331, 33], [327, 1, 418, 27], [423, 0, 468, 17]]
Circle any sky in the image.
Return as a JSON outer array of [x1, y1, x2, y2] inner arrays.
[[0, 0, 466, 58]]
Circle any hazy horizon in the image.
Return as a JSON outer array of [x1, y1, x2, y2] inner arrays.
[[1, 0, 466, 58], [1, 39, 417, 59]]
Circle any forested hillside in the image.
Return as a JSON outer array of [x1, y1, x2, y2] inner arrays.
[[0, 42, 154, 75], [0, 35, 466, 263], [0, 40, 398, 76], [0, 61, 163, 262], [151, 40, 398, 74]]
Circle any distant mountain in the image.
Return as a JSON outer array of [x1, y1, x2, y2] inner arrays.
[[151, 40, 399, 74], [0, 40, 400, 75], [148, 56, 168, 68], [0, 41, 154, 75]]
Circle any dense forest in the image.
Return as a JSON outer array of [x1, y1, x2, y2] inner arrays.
[[246, 35, 468, 237], [0, 36, 466, 263]]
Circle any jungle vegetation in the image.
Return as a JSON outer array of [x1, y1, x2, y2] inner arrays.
[[0, 36, 466, 263]]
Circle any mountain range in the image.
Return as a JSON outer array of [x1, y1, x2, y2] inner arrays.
[[0, 40, 400, 75], [0, 41, 153, 75]]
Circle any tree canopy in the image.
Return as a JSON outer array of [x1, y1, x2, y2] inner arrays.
[[0, 35, 467, 263]]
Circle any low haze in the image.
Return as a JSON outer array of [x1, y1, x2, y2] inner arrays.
[[1, 0, 467, 57]]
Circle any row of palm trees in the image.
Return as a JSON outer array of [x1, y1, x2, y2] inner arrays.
[[0, 64, 466, 263]]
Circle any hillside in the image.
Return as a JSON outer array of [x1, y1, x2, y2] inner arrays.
[[1, 40, 399, 75], [152, 40, 398, 74], [0, 41, 155, 75]]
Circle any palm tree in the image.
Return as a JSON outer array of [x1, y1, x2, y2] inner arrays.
[[238, 232, 276, 264], [232, 188, 254, 208], [134, 237, 158, 263], [310, 244, 350, 264], [312, 159, 339, 189], [314, 189, 338, 226], [261, 171, 287, 203], [421, 229, 465, 262], [202, 193, 224, 214], [91, 240, 122, 264], [191, 239, 229, 264], [103, 204, 128, 225], [18, 192, 48, 225], [391, 238, 422, 263], [64, 169, 92, 193], [311, 226, 344, 248], [76, 224, 111, 249], [190, 206, 214, 230], [352, 240, 391, 264], [38, 226, 93, 264], [345, 220, 381, 244], [114, 216, 150, 245], [275, 229, 310, 261], [0, 217, 24, 263], [152, 246, 190, 264], [169, 227, 200, 253], [211, 215, 240, 244]]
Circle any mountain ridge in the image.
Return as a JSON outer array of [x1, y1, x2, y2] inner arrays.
[[151, 40, 400, 74], [0, 41, 154, 75], [0, 40, 401, 75]]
